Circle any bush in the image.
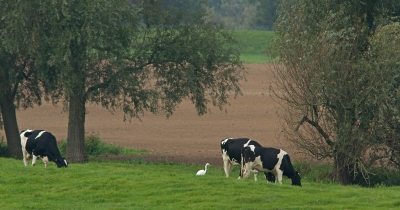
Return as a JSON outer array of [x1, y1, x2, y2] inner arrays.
[[0, 136, 8, 157], [293, 161, 400, 187], [58, 133, 147, 156], [360, 168, 400, 187], [293, 162, 334, 184], [84, 134, 105, 156]]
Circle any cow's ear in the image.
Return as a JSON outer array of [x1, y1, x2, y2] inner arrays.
[[24, 132, 33, 137]]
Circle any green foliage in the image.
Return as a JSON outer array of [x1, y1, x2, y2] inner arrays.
[[293, 162, 334, 184], [0, 137, 7, 157], [249, 0, 280, 30], [1, 158, 400, 209], [206, 0, 281, 30], [58, 134, 148, 157], [366, 168, 400, 187], [207, 0, 258, 30]]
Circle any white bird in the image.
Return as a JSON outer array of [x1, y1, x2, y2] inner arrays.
[[196, 163, 211, 176]]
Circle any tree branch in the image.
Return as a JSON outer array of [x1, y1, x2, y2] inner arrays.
[[296, 115, 334, 146]]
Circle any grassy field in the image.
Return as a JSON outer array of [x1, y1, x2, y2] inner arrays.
[[234, 30, 276, 64], [1, 157, 400, 210]]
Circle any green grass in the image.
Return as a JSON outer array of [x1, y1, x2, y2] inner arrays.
[[1, 158, 400, 209], [234, 30, 276, 64]]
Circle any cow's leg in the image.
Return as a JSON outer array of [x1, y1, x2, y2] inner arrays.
[[224, 161, 229, 178], [252, 170, 258, 181], [24, 154, 30, 166], [222, 153, 232, 178], [237, 167, 244, 180], [21, 148, 26, 166], [238, 166, 242, 180], [32, 155, 38, 166], [238, 164, 245, 179], [276, 169, 283, 184], [32, 147, 45, 167], [42, 156, 49, 168], [227, 162, 233, 178], [22, 150, 30, 166], [238, 162, 244, 179]]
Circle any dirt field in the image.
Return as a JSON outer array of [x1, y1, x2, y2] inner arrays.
[[2, 64, 302, 167]]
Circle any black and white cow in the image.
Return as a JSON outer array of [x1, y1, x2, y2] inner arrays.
[[241, 145, 301, 186], [221, 138, 275, 182], [20, 129, 68, 168]]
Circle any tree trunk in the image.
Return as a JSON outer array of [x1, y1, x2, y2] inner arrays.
[[66, 90, 88, 163], [333, 152, 355, 185], [0, 89, 21, 159]]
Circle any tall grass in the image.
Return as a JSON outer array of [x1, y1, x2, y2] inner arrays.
[[234, 30, 276, 63], [1, 158, 400, 209]]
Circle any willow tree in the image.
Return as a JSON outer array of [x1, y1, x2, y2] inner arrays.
[[272, 0, 400, 185], [0, 0, 62, 158], [32, 0, 243, 163]]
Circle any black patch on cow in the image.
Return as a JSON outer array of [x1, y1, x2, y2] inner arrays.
[[258, 147, 281, 171], [23, 131, 34, 137]]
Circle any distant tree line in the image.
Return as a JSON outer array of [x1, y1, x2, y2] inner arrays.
[[131, 0, 280, 30], [207, 0, 279, 30]]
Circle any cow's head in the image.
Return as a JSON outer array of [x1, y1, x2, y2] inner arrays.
[[241, 146, 256, 178], [291, 171, 301, 186], [241, 162, 253, 178], [55, 158, 68, 168]]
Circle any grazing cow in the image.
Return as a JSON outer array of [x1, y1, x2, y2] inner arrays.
[[221, 138, 275, 182], [241, 145, 301, 186], [20, 129, 68, 168]]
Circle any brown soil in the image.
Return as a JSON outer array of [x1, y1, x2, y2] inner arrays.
[[2, 64, 302, 167]]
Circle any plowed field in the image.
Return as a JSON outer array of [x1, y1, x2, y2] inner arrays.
[[4, 64, 305, 167]]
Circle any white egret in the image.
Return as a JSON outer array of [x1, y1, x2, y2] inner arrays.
[[196, 163, 211, 176]]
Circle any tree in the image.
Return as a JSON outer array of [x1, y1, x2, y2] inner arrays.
[[30, 0, 243, 163], [249, 0, 280, 30], [0, 0, 60, 158], [272, 0, 400, 185], [207, 0, 257, 30]]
